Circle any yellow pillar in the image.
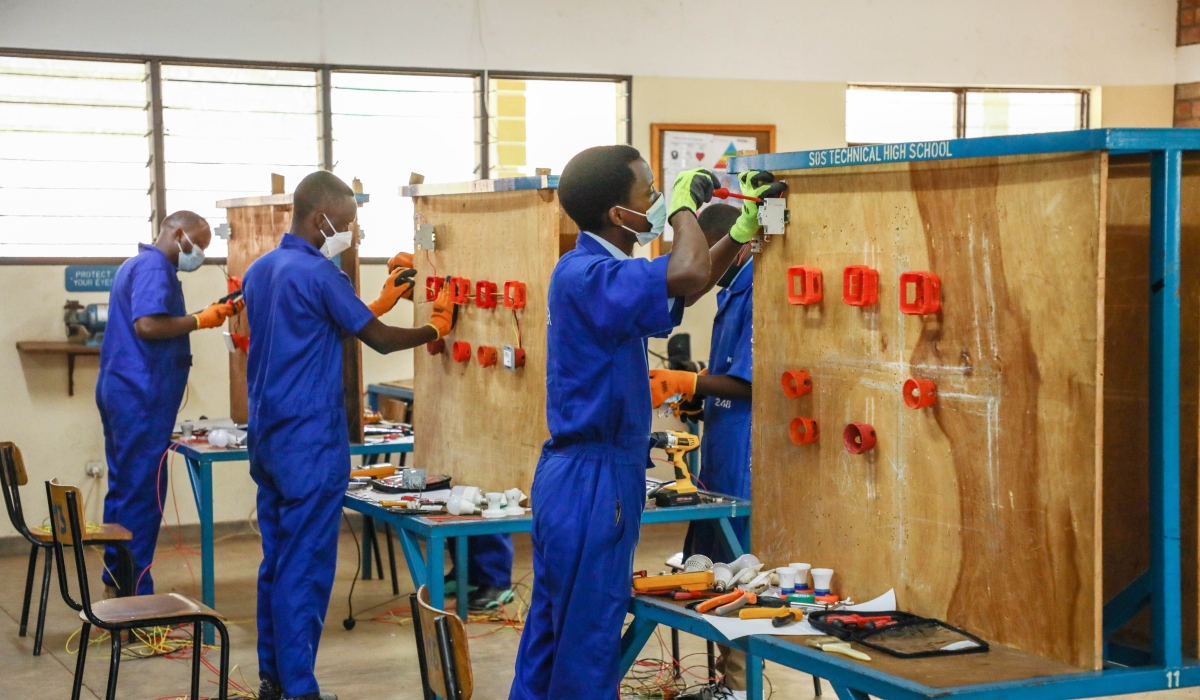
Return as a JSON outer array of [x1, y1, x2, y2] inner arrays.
[[490, 80, 526, 178]]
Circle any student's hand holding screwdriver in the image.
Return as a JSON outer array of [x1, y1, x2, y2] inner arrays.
[[192, 302, 237, 329], [367, 266, 417, 317], [649, 368, 698, 408], [425, 278, 458, 339], [729, 170, 788, 243]]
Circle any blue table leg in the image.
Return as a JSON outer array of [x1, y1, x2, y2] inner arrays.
[[717, 517, 746, 559], [185, 456, 215, 645], [619, 614, 658, 676], [831, 685, 870, 700], [397, 528, 426, 589], [427, 535, 445, 612], [455, 537, 468, 621], [361, 517, 376, 580], [746, 653, 763, 700]]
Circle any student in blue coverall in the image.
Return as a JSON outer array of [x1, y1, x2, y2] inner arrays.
[[244, 171, 457, 700], [510, 145, 732, 700], [97, 211, 240, 597], [649, 174, 784, 699]]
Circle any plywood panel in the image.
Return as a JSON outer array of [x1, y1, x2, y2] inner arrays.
[[225, 204, 290, 423], [1102, 155, 1200, 655], [412, 189, 562, 493], [752, 153, 1106, 669]]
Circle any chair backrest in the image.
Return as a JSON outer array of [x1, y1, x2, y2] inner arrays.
[[45, 479, 90, 614], [414, 586, 473, 700], [0, 442, 38, 545]]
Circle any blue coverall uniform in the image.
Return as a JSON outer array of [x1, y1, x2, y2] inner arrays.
[[446, 534, 513, 591], [510, 232, 683, 700], [243, 233, 375, 698], [684, 260, 753, 562], [98, 243, 191, 595]]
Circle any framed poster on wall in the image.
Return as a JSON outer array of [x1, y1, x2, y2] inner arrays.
[[649, 123, 776, 257]]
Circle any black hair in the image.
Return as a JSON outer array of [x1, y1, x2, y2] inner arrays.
[[697, 203, 741, 243], [558, 145, 643, 232], [159, 210, 206, 235], [293, 170, 355, 221]]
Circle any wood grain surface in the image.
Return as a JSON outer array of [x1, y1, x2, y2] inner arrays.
[[752, 153, 1106, 668], [412, 189, 569, 494]]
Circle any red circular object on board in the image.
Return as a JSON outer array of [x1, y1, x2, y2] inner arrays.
[[452, 341, 472, 363], [789, 417, 819, 445], [781, 370, 812, 399], [477, 345, 498, 368], [426, 339, 445, 355], [843, 423, 877, 454], [903, 378, 936, 409]]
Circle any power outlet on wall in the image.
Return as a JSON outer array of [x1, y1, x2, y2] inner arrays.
[[85, 461, 105, 479]]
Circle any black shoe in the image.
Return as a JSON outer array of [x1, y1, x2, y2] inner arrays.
[[257, 677, 282, 700], [467, 585, 515, 611], [283, 693, 337, 700]]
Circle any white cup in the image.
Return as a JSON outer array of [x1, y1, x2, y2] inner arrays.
[[790, 563, 812, 591], [776, 567, 797, 593], [811, 567, 834, 595]]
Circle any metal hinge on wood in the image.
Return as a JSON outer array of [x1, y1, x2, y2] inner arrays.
[[415, 223, 436, 250]]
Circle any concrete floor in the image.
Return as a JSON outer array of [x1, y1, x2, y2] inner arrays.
[[1, 520, 1197, 700]]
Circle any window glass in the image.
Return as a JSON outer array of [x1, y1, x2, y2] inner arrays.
[[0, 56, 151, 257], [161, 65, 320, 257], [846, 87, 958, 144], [964, 91, 1083, 138], [331, 72, 477, 258]]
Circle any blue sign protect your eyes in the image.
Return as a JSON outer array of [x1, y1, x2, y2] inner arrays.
[[65, 265, 119, 292]]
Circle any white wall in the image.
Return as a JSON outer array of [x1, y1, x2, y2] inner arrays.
[[0, 0, 1178, 86]]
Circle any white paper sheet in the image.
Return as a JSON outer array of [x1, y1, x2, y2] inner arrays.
[[700, 588, 898, 639], [346, 488, 452, 504]]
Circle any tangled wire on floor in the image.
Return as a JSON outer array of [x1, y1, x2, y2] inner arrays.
[[619, 628, 774, 700]]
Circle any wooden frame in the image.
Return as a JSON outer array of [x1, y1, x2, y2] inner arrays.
[[648, 123, 776, 258]]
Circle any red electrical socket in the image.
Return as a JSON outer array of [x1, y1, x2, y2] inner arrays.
[[781, 370, 812, 399], [903, 378, 937, 409], [425, 276, 445, 301], [787, 266, 823, 305], [449, 277, 472, 304], [451, 341, 471, 363], [477, 345, 498, 368], [426, 339, 445, 355], [475, 281, 498, 309], [504, 281, 526, 309], [228, 333, 249, 353], [843, 265, 879, 306], [843, 423, 877, 454], [789, 417, 819, 445], [899, 271, 940, 315]]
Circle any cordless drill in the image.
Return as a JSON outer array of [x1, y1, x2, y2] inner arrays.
[[650, 431, 701, 507]]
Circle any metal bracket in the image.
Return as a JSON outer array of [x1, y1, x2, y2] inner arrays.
[[758, 198, 789, 235], [415, 224, 436, 250], [214, 223, 230, 240]]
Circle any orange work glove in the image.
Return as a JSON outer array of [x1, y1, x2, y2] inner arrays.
[[426, 279, 458, 340], [649, 369, 698, 408], [193, 302, 236, 330], [387, 251, 414, 273], [367, 267, 417, 317]]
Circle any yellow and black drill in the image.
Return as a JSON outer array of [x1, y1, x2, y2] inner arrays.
[[650, 431, 701, 507]]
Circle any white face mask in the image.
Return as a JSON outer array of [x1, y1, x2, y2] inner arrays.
[[320, 214, 354, 259], [176, 232, 205, 272], [617, 191, 666, 247]]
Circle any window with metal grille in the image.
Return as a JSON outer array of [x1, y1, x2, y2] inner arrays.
[[0, 56, 151, 257], [847, 86, 1088, 145], [488, 77, 629, 179], [161, 65, 321, 257], [330, 72, 477, 258]]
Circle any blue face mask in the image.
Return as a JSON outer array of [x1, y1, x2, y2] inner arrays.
[[617, 191, 666, 247], [176, 232, 205, 272]]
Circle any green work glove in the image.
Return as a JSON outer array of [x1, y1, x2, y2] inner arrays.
[[729, 170, 788, 243], [669, 168, 720, 220]]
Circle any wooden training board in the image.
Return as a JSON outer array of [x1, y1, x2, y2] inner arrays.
[[752, 153, 1106, 669], [412, 188, 571, 493]]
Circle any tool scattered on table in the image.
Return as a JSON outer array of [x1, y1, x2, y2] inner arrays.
[[372, 470, 449, 493], [632, 570, 715, 594], [808, 609, 987, 658], [648, 431, 701, 506], [807, 637, 872, 661]]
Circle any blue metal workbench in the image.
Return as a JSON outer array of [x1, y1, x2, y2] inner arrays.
[[342, 490, 751, 622], [622, 129, 1197, 700]]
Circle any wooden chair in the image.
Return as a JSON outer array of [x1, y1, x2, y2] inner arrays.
[[0, 442, 135, 656], [411, 585, 473, 700], [45, 479, 231, 700]]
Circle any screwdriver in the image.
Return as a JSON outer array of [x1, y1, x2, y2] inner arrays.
[[712, 187, 761, 202]]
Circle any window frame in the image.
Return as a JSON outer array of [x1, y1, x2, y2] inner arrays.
[[846, 84, 1091, 144], [0, 47, 632, 264]]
